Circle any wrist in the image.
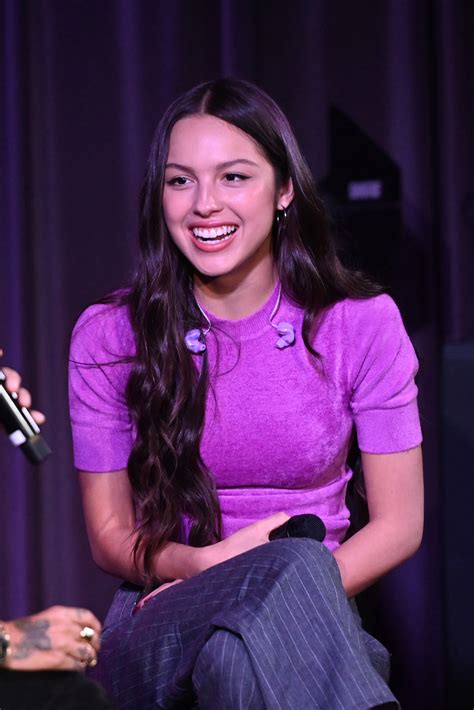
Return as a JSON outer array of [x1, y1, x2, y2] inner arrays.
[[195, 540, 227, 574], [153, 541, 211, 582], [191, 544, 215, 576]]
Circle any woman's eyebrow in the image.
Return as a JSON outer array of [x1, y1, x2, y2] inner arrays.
[[165, 158, 260, 171]]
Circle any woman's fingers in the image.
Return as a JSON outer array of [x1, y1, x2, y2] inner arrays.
[[262, 511, 291, 539], [155, 579, 183, 595], [206, 512, 292, 569], [135, 579, 184, 612]]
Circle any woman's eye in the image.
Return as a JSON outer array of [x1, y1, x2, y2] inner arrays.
[[224, 173, 249, 183], [167, 176, 191, 186]]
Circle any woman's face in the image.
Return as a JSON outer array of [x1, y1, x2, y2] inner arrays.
[[162, 114, 292, 284]]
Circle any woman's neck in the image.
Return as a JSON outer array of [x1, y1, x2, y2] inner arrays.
[[194, 264, 277, 321]]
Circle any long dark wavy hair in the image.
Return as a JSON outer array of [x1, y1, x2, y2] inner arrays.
[[114, 78, 382, 586]]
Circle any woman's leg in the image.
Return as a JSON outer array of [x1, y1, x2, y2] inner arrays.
[[192, 630, 264, 709], [96, 538, 398, 709]]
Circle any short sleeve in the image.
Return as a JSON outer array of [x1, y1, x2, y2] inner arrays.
[[348, 295, 422, 453], [68, 303, 135, 471]]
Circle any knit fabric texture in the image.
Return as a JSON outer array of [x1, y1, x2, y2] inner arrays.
[[69, 286, 422, 550]]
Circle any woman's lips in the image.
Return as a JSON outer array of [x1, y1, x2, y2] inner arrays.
[[189, 226, 239, 252]]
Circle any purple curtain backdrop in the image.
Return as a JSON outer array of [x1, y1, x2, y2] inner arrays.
[[1, 1, 473, 708]]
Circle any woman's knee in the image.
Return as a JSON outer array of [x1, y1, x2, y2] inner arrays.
[[235, 538, 346, 610], [254, 537, 340, 580]]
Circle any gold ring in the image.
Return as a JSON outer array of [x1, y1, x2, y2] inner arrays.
[[80, 626, 95, 642], [87, 657, 98, 668]]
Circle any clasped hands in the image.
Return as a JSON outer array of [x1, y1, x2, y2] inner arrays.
[[137, 511, 291, 608]]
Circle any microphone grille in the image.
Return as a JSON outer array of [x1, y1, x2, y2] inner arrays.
[[286, 514, 326, 542]]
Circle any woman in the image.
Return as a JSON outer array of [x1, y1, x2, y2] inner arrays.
[[69, 78, 423, 709]]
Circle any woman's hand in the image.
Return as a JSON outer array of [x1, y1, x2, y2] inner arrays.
[[0, 361, 45, 426], [79, 468, 289, 588], [199, 511, 290, 572], [142, 512, 290, 603], [2, 606, 102, 671]]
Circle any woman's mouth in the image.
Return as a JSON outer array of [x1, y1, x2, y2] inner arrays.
[[190, 225, 239, 251]]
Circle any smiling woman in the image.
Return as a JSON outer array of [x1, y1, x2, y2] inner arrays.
[[162, 115, 293, 302], [69, 78, 423, 709]]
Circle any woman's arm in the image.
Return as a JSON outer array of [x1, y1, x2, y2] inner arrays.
[[79, 470, 289, 585], [333, 445, 424, 598], [78, 469, 190, 585]]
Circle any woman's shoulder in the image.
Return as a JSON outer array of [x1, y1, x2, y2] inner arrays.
[[73, 299, 131, 334], [329, 292, 399, 318], [70, 296, 135, 363], [319, 293, 404, 337], [313, 294, 414, 377]]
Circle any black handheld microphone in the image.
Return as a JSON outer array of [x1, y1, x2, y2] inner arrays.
[[0, 369, 52, 464], [269, 514, 326, 543]]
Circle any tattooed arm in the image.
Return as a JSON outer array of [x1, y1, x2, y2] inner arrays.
[[1, 606, 102, 671]]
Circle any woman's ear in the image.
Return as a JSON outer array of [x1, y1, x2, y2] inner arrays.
[[277, 177, 294, 211]]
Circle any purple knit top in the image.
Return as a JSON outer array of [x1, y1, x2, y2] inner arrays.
[[69, 287, 422, 551]]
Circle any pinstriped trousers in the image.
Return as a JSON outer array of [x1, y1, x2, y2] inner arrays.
[[92, 539, 399, 709]]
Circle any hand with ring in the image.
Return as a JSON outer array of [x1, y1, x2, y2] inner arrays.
[[79, 625, 98, 667], [78, 640, 97, 668], [1, 605, 102, 671]]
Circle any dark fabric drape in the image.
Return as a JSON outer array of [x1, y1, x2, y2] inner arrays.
[[435, 1, 474, 341], [1, 1, 472, 708]]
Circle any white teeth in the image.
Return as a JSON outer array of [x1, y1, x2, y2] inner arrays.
[[192, 225, 237, 240], [196, 234, 233, 245], [199, 236, 231, 245]]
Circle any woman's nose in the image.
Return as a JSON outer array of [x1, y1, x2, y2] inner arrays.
[[193, 183, 223, 216]]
